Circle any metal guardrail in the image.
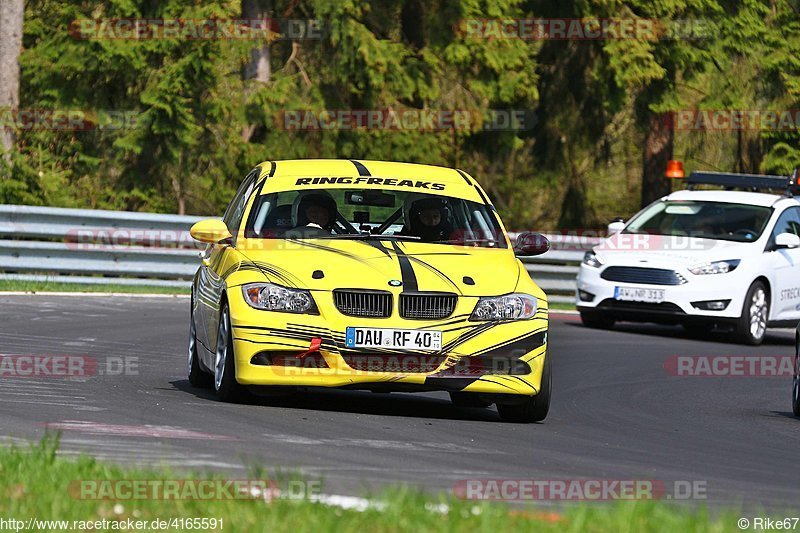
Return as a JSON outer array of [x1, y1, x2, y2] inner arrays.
[[0, 205, 595, 302], [0, 204, 204, 287]]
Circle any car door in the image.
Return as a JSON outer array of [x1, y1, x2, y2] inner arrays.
[[198, 169, 260, 361], [764, 206, 800, 321]]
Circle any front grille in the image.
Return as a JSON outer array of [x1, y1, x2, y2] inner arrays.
[[399, 292, 457, 320], [600, 266, 687, 286], [333, 289, 392, 318], [597, 299, 685, 314]]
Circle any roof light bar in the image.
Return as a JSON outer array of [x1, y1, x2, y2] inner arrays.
[[686, 168, 800, 196]]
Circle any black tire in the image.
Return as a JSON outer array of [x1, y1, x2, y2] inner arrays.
[[188, 294, 212, 388], [735, 281, 769, 346], [793, 337, 800, 417], [214, 303, 247, 403], [497, 354, 551, 423], [580, 311, 615, 330], [449, 392, 492, 408]]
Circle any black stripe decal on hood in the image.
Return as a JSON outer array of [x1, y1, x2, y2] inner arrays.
[[406, 255, 462, 295], [350, 160, 371, 176], [355, 238, 393, 258], [390, 241, 418, 292]]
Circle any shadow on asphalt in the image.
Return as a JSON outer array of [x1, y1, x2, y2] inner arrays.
[[769, 411, 800, 421], [170, 380, 506, 422], [564, 321, 794, 346]]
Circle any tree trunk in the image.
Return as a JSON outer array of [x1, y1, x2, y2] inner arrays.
[[401, 0, 426, 49], [557, 143, 592, 230], [0, 0, 24, 166], [242, 0, 271, 83], [734, 129, 762, 173], [640, 113, 673, 207], [171, 175, 186, 215], [241, 0, 271, 143]]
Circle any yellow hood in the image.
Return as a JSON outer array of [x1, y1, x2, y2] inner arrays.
[[233, 238, 522, 296]]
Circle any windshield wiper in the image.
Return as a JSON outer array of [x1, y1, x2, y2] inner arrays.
[[440, 238, 502, 245], [319, 233, 421, 241]]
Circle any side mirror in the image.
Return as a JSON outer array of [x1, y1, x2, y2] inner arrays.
[[607, 219, 626, 236], [514, 232, 550, 257], [774, 232, 800, 250], [190, 219, 232, 244]]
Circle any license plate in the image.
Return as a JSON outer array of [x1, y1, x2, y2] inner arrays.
[[614, 286, 665, 303], [345, 327, 442, 351]]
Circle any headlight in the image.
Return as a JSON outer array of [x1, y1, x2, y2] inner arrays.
[[470, 293, 538, 321], [583, 251, 604, 268], [242, 283, 318, 314], [687, 259, 741, 275]]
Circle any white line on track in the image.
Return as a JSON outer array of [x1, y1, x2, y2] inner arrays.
[[260, 433, 506, 454]]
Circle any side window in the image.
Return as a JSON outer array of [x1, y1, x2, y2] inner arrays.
[[247, 191, 299, 237], [223, 169, 260, 233], [771, 207, 800, 238]]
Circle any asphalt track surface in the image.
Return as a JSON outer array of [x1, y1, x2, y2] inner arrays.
[[1, 294, 798, 510]]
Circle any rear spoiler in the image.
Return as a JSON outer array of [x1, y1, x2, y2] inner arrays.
[[687, 168, 800, 196]]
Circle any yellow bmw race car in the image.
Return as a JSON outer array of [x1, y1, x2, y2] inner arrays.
[[188, 159, 552, 422]]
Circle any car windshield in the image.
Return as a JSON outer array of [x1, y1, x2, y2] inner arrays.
[[624, 200, 772, 242], [243, 188, 507, 248]]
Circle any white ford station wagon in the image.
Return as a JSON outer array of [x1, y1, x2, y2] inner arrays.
[[577, 170, 800, 345]]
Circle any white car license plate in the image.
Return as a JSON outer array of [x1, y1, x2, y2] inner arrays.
[[614, 286, 665, 303], [345, 327, 442, 351]]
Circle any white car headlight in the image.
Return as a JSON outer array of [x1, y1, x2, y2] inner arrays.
[[583, 251, 604, 268], [688, 259, 741, 275], [242, 283, 318, 314], [470, 293, 538, 321]]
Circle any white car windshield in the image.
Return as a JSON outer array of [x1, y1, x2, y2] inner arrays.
[[243, 188, 507, 248], [624, 200, 772, 242]]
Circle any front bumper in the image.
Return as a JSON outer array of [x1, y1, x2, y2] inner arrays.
[[229, 289, 549, 396], [576, 263, 746, 321]]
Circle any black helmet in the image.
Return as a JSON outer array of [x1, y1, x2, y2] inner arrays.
[[292, 192, 337, 229]]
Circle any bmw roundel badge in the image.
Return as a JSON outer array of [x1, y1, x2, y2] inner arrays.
[[388, 280, 402, 287]]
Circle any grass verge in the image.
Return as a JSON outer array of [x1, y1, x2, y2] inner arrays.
[[0, 280, 188, 295], [0, 437, 753, 532], [548, 301, 577, 312]]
